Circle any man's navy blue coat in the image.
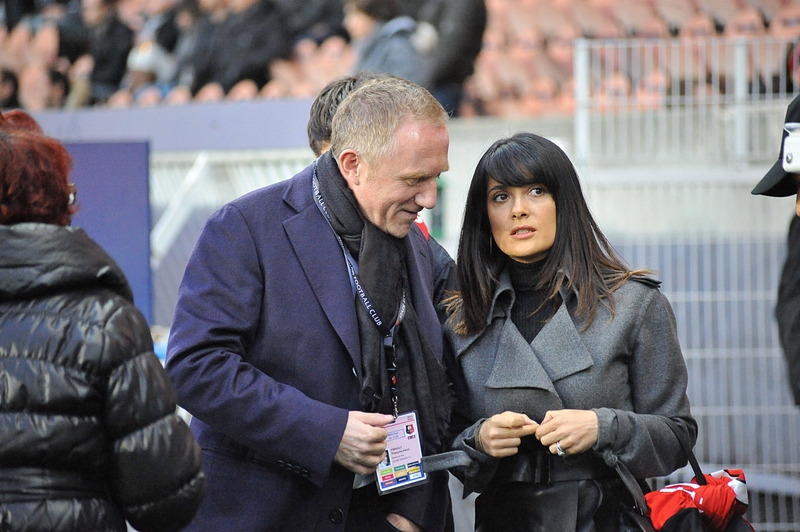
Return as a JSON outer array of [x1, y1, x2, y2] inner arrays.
[[166, 163, 448, 531]]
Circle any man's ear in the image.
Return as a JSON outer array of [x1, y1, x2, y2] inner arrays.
[[337, 149, 360, 186]]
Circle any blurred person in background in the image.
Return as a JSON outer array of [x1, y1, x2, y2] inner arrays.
[[187, 0, 290, 97], [3, 0, 73, 71], [67, 0, 134, 105], [107, 0, 182, 104], [343, 0, 426, 85], [0, 67, 21, 108], [0, 109, 206, 532], [406, 0, 487, 116], [272, 0, 344, 45], [752, 94, 800, 406], [3, 0, 38, 31], [163, 0, 226, 104], [17, 59, 69, 109]]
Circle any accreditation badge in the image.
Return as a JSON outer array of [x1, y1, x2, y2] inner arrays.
[[375, 411, 428, 495]]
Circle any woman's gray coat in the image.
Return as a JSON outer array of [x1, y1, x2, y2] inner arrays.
[[445, 270, 697, 495]]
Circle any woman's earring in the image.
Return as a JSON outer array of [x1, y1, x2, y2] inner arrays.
[[67, 183, 77, 206], [489, 236, 493, 253]]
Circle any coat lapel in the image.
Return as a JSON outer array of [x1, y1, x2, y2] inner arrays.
[[485, 319, 560, 394], [282, 170, 362, 373], [530, 302, 594, 382], [482, 319, 565, 419]]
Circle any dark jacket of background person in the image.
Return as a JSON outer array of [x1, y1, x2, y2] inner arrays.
[[416, 0, 486, 95], [431, 235, 456, 324], [0, 224, 206, 532], [3, 0, 36, 31], [190, 0, 290, 94], [272, 0, 343, 43], [354, 16, 427, 85], [173, 12, 218, 89], [88, 12, 134, 100], [0, 68, 21, 109], [165, 163, 451, 531], [777, 215, 800, 405]]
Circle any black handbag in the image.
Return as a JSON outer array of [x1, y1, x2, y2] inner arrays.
[[616, 419, 753, 532]]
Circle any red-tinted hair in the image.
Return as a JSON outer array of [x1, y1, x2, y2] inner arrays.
[[0, 109, 76, 226]]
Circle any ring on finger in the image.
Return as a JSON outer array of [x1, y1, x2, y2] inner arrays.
[[555, 441, 566, 457]]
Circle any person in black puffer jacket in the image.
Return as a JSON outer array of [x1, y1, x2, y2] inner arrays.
[[0, 109, 206, 532]]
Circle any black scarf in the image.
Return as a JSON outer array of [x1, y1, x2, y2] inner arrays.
[[314, 152, 451, 454]]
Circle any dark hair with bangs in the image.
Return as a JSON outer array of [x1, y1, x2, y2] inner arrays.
[[448, 132, 647, 336], [0, 109, 77, 226]]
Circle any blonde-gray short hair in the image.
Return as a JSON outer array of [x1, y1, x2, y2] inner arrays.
[[330, 76, 448, 166]]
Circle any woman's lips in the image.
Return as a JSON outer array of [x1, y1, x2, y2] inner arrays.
[[511, 226, 535, 238]]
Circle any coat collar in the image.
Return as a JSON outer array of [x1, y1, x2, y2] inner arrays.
[[449, 265, 593, 405]]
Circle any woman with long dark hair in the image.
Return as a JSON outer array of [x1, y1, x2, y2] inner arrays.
[[445, 132, 696, 531], [0, 109, 205, 532]]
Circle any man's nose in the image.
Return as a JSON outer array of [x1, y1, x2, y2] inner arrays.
[[415, 179, 437, 210]]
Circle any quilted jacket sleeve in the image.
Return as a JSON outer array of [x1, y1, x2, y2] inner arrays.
[[103, 304, 206, 532]]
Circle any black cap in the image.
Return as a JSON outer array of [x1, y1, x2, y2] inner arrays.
[[752, 94, 800, 197]]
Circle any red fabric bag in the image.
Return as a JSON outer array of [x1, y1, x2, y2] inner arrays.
[[617, 419, 754, 532], [645, 469, 753, 531]]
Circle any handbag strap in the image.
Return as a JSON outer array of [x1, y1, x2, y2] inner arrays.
[[615, 417, 701, 515], [615, 461, 650, 514], [662, 417, 706, 486]]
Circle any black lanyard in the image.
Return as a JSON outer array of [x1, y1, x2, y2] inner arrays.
[[312, 172, 405, 417]]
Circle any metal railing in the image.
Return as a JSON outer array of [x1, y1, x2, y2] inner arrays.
[[574, 36, 800, 167]]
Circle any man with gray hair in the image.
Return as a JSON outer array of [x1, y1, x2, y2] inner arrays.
[[167, 76, 454, 531]]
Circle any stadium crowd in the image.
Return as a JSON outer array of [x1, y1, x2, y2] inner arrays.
[[2, 0, 800, 116]]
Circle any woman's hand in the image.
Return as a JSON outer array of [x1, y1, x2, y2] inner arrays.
[[476, 411, 539, 457], [535, 409, 599, 456]]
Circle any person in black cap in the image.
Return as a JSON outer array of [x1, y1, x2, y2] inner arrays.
[[752, 94, 800, 406]]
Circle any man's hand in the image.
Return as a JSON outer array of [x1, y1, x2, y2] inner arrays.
[[334, 411, 394, 475], [387, 513, 421, 532], [477, 411, 539, 458]]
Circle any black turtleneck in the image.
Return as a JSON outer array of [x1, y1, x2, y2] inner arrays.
[[508, 259, 561, 344]]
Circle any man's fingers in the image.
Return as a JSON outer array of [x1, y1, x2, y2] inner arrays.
[[358, 425, 389, 444], [357, 452, 385, 470], [335, 411, 395, 474], [351, 411, 395, 427]]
